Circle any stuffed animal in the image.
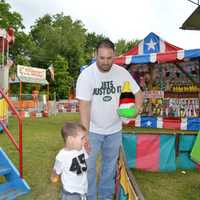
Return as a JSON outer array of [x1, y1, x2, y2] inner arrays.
[[117, 81, 138, 118]]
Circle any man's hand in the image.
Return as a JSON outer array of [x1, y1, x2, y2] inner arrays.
[[84, 135, 91, 153]]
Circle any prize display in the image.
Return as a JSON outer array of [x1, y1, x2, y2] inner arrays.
[[128, 60, 200, 118]]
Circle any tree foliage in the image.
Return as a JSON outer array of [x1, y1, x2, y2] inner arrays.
[[0, 0, 24, 30], [49, 55, 73, 100], [84, 32, 107, 63], [27, 13, 88, 98], [1, 1, 140, 99], [115, 39, 140, 56], [10, 31, 34, 62], [29, 13, 86, 78]]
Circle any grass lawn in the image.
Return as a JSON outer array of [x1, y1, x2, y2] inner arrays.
[[0, 113, 200, 200]]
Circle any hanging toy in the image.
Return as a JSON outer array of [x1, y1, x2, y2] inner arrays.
[[117, 81, 138, 118]]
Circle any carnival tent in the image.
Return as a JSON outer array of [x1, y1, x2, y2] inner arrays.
[[114, 32, 200, 65]]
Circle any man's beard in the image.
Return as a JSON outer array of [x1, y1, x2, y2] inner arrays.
[[97, 64, 112, 72]]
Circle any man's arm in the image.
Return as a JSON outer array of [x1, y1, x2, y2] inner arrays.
[[79, 99, 91, 152], [135, 90, 144, 114], [79, 99, 91, 131]]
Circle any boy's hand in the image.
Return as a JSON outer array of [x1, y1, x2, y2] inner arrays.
[[51, 170, 59, 183], [51, 176, 59, 183]]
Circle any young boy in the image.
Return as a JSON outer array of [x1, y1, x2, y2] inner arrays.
[[51, 122, 88, 200]]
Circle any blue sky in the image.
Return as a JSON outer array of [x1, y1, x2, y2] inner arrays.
[[6, 0, 200, 49]]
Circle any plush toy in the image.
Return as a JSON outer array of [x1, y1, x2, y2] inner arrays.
[[117, 81, 138, 118]]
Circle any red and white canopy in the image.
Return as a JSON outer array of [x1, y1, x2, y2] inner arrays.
[[114, 32, 200, 65]]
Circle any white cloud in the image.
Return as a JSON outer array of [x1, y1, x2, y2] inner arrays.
[[5, 0, 200, 49]]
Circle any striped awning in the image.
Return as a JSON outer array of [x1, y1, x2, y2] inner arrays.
[[114, 32, 200, 65]]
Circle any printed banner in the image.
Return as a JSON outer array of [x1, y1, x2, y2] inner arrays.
[[17, 65, 48, 84]]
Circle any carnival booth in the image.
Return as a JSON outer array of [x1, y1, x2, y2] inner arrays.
[[115, 32, 200, 200], [115, 32, 200, 129], [116, 32, 200, 170], [9, 65, 49, 118]]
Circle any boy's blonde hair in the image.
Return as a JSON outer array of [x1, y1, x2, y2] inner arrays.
[[61, 122, 87, 142]]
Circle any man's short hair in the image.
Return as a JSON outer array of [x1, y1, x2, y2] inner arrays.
[[96, 39, 115, 51]]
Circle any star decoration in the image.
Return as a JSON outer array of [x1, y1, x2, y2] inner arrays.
[[146, 120, 152, 127], [146, 39, 157, 50]]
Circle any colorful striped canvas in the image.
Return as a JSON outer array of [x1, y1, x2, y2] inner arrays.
[[122, 133, 176, 171], [177, 134, 200, 169], [136, 134, 160, 171], [122, 134, 136, 168], [160, 135, 176, 171]]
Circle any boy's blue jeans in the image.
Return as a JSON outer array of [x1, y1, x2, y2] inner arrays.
[[86, 131, 122, 200]]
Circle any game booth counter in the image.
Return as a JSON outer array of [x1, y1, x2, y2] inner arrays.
[[115, 32, 200, 127], [113, 33, 200, 199], [9, 65, 49, 118]]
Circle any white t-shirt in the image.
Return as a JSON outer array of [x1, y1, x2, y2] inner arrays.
[[76, 63, 140, 134], [53, 148, 88, 194]]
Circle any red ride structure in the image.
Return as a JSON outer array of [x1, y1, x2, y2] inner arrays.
[[0, 27, 23, 177]]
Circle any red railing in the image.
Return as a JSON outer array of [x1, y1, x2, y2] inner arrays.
[[0, 87, 23, 177]]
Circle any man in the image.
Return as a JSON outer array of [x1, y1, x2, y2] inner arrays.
[[76, 39, 143, 200]]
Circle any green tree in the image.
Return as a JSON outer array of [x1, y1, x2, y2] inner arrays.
[[10, 31, 35, 64], [0, 0, 24, 30], [0, 0, 36, 67], [29, 13, 86, 79], [0, 0, 33, 95], [48, 55, 73, 100], [84, 32, 106, 64], [0, 0, 32, 67], [115, 39, 140, 56]]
